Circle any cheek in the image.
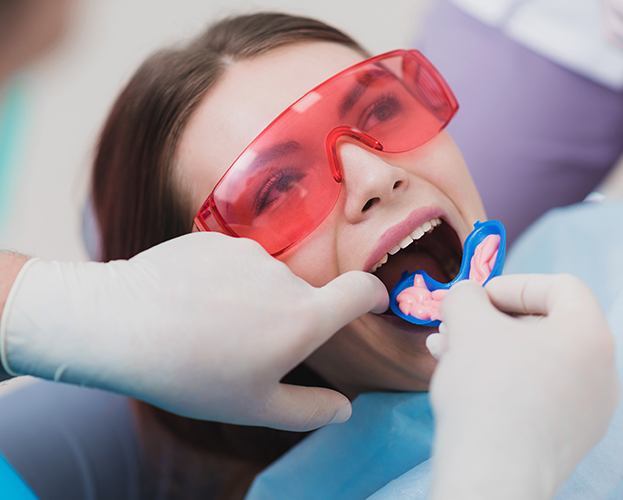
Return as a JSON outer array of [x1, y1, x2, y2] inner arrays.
[[280, 216, 340, 287], [404, 134, 485, 218], [436, 156, 481, 209]]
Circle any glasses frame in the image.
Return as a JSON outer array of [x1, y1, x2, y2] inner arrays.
[[193, 49, 458, 256]]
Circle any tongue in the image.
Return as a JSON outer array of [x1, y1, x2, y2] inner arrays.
[[375, 249, 447, 293]]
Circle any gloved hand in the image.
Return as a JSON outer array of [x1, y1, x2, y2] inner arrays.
[[0, 233, 387, 431], [427, 274, 618, 500]]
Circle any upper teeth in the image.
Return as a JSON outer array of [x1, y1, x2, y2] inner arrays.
[[371, 217, 442, 273]]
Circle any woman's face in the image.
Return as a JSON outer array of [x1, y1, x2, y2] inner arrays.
[[177, 42, 485, 395]]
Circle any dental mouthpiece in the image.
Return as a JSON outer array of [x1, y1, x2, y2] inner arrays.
[[389, 220, 506, 327]]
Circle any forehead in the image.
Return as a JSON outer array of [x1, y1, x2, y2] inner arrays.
[[178, 41, 365, 205]]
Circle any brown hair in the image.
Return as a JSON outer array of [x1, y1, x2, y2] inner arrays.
[[91, 12, 365, 499]]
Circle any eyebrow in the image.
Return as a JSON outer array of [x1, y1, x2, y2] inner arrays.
[[248, 140, 301, 172], [338, 68, 394, 118]]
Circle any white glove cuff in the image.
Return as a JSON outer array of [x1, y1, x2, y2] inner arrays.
[[1, 257, 40, 376], [0, 258, 133, 386]]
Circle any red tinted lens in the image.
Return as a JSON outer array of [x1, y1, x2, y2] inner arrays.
[[353, 52, 457, 152], [195, 50, 457, 255], [211, 137, 340, 255]]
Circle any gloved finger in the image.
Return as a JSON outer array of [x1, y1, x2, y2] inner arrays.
[[485, 274, 591, 318], [307, 271, 388, 349], [321, 270, 388, 314], [262, 383, 352, 431], [425, 331, 447, 360], [441, 280, 497, 330]]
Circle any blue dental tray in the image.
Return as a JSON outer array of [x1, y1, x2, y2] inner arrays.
[[388, 220, 506, 327]]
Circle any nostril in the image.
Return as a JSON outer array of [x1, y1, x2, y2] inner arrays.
[[393, 180, 403, 190], [362, 197, 380, 212]]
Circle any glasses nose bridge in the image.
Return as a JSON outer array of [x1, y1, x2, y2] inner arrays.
[[325, 126, 384, 183]]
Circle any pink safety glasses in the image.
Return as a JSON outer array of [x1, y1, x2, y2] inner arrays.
[[193, 49, 458, 256]]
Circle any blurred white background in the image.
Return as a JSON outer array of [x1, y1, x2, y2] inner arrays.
[[0, 0, 433, 260]]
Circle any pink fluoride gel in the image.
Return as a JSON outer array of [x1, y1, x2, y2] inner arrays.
[[396, 234, 500, 321], [468, 233, 500, 285], [397, 274, 448, 321]]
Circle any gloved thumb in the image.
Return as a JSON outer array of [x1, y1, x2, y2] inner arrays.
[[485, 274, 587, 318], [263, 383, 352, 431], [312, 271, 388, 345], [441, 280, 497, 336]]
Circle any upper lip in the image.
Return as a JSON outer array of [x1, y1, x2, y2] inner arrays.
[[364, 206, 445, 272]]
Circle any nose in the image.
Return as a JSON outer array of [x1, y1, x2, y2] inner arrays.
[[339, 142, 408, 223]]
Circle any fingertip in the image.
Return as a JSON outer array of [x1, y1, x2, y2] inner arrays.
[[449, 279, 482, 295], [330, 401, 352, 424], [367, 273, 390, 314], [307, 272, 389, 352], [268, 385, 353, 431], [346, 271, 389, 313], [426, 332, 447, 360], [322, 271, 389, 315], [441, 279, 494, 329], [442, 279, 483, 311]]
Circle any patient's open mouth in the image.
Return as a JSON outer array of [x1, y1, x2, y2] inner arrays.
[[371, 217, 463, 295]]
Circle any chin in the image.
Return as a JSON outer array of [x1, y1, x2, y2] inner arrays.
[[365, 313, 437, 388], [307, 314, 438, 398]]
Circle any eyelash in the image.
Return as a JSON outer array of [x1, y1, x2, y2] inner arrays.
[[358, 94, 402, 130], [254, 168, 307, 215]]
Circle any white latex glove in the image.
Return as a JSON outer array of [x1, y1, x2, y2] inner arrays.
[[428, 274, 618, 500], [0, 233, 387, 431]]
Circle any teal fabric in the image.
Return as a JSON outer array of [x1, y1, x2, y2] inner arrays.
[[0, 454, 37, 499], [247, 201, 623, 499], [505, 201, 623, 309], [0, 83, 25, 232], [246, 392, 434, 499]]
